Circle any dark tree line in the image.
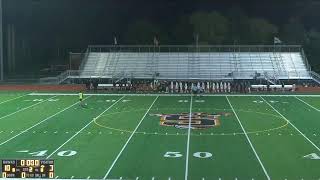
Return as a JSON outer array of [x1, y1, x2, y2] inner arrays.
[[3, 0, 320, 73]]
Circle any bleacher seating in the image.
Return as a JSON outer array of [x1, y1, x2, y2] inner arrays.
[[79, 49, 311, 81]]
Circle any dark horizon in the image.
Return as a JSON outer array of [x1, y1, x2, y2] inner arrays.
[[1, 0, 320, 76]]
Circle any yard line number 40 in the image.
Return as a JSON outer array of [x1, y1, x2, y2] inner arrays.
[[17, 150, 77, 157]]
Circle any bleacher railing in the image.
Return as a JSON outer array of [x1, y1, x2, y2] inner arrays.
[[88, 45, 302, 53]]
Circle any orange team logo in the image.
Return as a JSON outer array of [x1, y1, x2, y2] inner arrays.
[[151, 112, 231, 129]]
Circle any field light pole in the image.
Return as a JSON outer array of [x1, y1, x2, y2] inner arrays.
[[0, 0, 3, 81]]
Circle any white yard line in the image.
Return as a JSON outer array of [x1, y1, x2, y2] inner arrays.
[[46, 96, 125, 159], [295, 96, 320, 112], [103, 96, 159, 179], [29, 92, 320, 97], [261, 96, 320, 152], [226, 96, 270, 180], [184, 95, 193, 180], [0, 94, 27, 105], [0, 96, 58, 121], [0, 96, 91, 146]]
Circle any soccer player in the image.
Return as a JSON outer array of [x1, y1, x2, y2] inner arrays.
[[79, 91, 84, 107]]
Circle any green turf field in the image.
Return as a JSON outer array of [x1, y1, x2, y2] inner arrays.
[[0, 92, 320, 180]]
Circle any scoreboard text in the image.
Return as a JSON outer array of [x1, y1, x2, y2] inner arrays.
[[1, 160, 54, 178]]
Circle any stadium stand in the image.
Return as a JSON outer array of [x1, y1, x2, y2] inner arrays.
[[46, 45, 320, 93], [75, 45, 312, 81]]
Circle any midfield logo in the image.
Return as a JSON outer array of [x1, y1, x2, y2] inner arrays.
[[151, 112, 231, 129]]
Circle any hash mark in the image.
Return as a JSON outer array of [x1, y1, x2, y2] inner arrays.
[[152, 177, 155, 180], [87, 176, 90, 179], [135, 177, 139, 180], [120, 177, 122, 180], [71, 176, 74, 179], [55, 176, 59, 179]]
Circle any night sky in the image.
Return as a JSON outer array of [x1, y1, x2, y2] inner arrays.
[[4, 0, 319, 47]]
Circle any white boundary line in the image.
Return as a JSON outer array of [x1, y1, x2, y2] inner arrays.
[[29, 92, 320, 97], [295, 96, 320, 112], [46, 96, 126, 159], [261, 96, 320, 152], [226, 96, 270, 180], [0, 96, 57, 121], [103, 96, 159, 179], [0, 96, 91, 146], [0, 94, 27, 105], [184, 95, 193, 180]]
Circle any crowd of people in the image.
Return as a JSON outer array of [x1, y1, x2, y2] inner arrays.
[[85, 79, 254, 93]]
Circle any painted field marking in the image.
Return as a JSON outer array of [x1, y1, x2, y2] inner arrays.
[[46, 96, 125, 159], [0, 96, 57, 121], [103, 96, 159, 179], [28, 92, 320, 97], [226, 96, 270, 180], [0, 96, 91, 146], [295, 96, 320, 112], [0, 94, 27, 105], [261, 96, 320, 152], [185, 95, 193, 180]]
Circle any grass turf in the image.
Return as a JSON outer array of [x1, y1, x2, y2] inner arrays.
[[0, 93, 319, 180]]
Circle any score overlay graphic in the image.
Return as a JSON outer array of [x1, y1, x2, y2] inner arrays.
[[2, 160, 54, 178]]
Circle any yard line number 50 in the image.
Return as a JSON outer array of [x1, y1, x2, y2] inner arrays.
[[164, 151, 213, 159]]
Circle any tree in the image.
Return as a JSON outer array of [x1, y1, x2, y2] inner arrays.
[[124, 20, 162, 44], [305, 29, 320, 72], [281, 20, 306, 44], [189, 11, 229, 44], [248, 18, 278, 44], [172, 15, 193, 44], [227, 6, 250, 44]]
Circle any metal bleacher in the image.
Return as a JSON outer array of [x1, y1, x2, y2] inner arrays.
[[54, 45, 315, 84]]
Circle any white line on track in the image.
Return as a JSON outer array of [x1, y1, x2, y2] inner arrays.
[[103, 96, 159, 179], [226, 96, 270, 180], [295, 96, 320, 112], [29, 92, 320, 97], [0, 94, 27, 105], [46, 96, 125, 159], [0, 96, 57, 121], [0, 96, 91, 146], [261, 96, 320, 152], [184, 95, 193, 180]]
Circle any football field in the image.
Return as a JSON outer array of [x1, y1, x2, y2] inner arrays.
[[0, 92, 320, 180]]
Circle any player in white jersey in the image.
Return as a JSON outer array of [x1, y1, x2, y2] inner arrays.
[[212, 82, 215, 93]]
